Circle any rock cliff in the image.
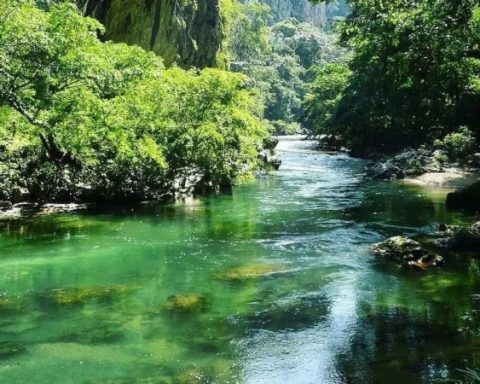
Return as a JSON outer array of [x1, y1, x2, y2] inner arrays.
[[77, 0, 223, 68]]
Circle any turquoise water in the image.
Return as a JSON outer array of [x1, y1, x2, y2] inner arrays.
[[0, 137, 479, 383]]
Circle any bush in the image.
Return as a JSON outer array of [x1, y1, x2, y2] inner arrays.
[[434, 127, 478, 163]]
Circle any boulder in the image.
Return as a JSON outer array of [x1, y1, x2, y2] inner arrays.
[[0, 201, 12, 211], [259, 150, 282, 170], [447, 223, 480, 252], [366, 148, 446, 180], [370, 236, 443, 269], [446, 181, 480, 212], [12, 187, 31, 203], [367, 161, 404, 180], [165, 294, 208, 313], [215, 263, 288, 281]]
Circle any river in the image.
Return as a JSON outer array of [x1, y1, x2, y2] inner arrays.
[[0, 137, 478, 383]]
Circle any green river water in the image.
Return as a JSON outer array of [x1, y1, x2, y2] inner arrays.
[[0, 137, 479, 383]]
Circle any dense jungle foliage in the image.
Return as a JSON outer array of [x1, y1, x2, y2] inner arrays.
[[306, 0, 480, 157], [0, 0, 269, 202], [228, 1, 348, 134]]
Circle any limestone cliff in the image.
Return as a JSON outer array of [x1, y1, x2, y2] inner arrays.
[[243, 0, 349, 26], [77, 0, 223, 68]]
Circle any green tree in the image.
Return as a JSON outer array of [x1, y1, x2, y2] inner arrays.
[[0, 0, 269, 202], [303, 63, 351, 137], [315, 0, 480, 155]]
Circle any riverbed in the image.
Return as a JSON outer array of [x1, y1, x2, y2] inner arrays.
[[0, 137, 478, 383]]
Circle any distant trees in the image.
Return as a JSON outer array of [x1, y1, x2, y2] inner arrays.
[[228, 2, 347, 134], [305, 0, 480, 156]]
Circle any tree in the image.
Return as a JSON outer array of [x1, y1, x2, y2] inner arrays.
[[315, 0, 480, 155], [0, 0, 269, 202]]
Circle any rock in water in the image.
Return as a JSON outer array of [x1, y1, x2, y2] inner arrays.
[[215, 263, 287, 281], [0, 342, 26, 359], [370, 236, 443, 269], [446, 181, 480, 212], [165, 294, 208, 313], [447, 222, 480, 252], [259, 150, 282, 170]]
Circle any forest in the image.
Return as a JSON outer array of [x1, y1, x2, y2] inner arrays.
[[1, 1, 480, 383]]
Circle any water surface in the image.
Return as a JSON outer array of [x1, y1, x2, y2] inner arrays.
[[0, 137, 479, 383]]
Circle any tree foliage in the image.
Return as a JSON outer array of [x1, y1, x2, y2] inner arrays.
[[228, 2, 346, 134], [306, 0, 480, 156], [0, 0, 269, 202]]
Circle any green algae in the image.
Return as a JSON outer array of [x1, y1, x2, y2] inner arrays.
[[37, 285, 132, 308], [165, 294, 208, 313]]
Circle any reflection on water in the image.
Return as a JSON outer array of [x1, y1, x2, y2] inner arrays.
[[0, 137, 479, 383]]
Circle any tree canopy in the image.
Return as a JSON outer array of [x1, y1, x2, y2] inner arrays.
[[0, 0, 269, 202], [305, 0, 480, 156]]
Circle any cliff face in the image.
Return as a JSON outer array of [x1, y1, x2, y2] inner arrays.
[[263, 0, 327, 25], [77, 0, 223, 68], [248, 0, 349, 26]]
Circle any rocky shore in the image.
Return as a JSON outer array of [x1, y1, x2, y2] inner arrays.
[[370, 221, 480, 270], [0, 139, 281, 218], [366, 148, 480, 181]]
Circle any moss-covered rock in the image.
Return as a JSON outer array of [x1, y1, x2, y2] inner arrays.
[[215, 263, 287, 281], [61, 320, 124, 344], [446, 222, 480, 252], [165, 294, 208, 313], [79, 0, 223, 69], [37, 285, 131, 307], [0, 294, 24, 315], [446, 181, 480, 212], [370, 236, 443, 269]]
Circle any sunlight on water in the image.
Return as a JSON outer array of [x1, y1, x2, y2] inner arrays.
[[0, 137, 478, 383]]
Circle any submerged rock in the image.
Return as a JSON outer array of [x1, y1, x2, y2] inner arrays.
[[242, 294, 330, 332], [173, 366, 212, 384], [215, 263, 287, 282], [165, 294, 208, 313], [0, 294, 24, 315], [444, 222, 480, 252], [61, 321, 124, 344], [370, 236, 443, 269], [446, 181, 480, 212], [0, 341, 26, 359], [37, 285, 131, 307]]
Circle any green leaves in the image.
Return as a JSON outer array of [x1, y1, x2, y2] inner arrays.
[[0, 0, 269, 201], [312, 0, 480, 155]]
